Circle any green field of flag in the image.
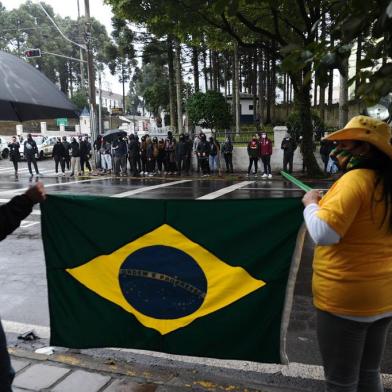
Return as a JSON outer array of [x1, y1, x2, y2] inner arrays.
[[41, 195, 304, 363]]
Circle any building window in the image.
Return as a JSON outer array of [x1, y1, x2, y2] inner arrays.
[[249, 105, 254, 111]]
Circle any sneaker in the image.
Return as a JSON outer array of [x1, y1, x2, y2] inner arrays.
[[70, 172, 74, 177], [268, 174, 272, 179], [148, 173, 154, 177], [62, 173, 66, 176], [262, 173, 267, 178]]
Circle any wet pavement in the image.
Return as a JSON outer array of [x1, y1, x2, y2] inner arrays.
[[1, 159, 391, 391]]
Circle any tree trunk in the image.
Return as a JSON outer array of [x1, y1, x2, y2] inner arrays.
[[174, 39, 183, 133], [234, 41, 240, 135], [209, 49, 213, 90], [192, 46, 199, 93], [328, 38, 334, 107], [265, 49, 271, 124], [355, 35, 362, 99], [258, 48, 264, 127], [271, 41, 276, 123], [202, 48, 208, 91], [291, 70, 322, 176], [252, 50, 258, 128], [167, 36, 177, 131], [122, 63, 126, 111], [339, 59, 349, 128], [212, 51, 219, 91]]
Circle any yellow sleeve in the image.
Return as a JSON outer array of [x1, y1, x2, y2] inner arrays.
[[316, 171, 365, 237]]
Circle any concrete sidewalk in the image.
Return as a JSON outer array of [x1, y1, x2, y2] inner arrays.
[[9, 348, 308, 392]]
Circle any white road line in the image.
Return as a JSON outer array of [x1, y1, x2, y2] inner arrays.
[[0, 176, 111, 196], [2, 320, 392, 386], [111, 180, 192, 198], [20, 220, 39, 228], [0, 168, 29, 173], [197, 181, 255, 200]]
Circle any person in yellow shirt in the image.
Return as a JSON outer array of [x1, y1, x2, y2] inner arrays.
[[302, 115, 392, 392]]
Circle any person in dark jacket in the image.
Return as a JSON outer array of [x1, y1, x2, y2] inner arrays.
[[184, 134, 193, 175], [139, 135, 148, 175], [93, 135, 103, 170], [157, 139, 165, 174], [259, 131, 273, 178], [80, 136, 92, 174], [281, 133, 297, 173], [208, 137, 220, 175], [128, 134, 140, 176], [24, 134, 40, 177], [69, 137, 81, 177], [247, 135, 259, 177], [176, 134, 187, 175], [62, 136, 70, 171], [8, 136, 20, 177], [0, 182, 46, 392], [52, 138, 66, 176], [196, 133, 210, 176], [164, 131, 177, 175], [112, 136, 128, 176], [221, 137, 234, 173], [146, 136, 156, 176]]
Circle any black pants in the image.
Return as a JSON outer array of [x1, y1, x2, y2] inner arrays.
[[283, 153, 294, 173], [54, 156, 65, 173], [0, 319, 14, 391], [129, 156, 138, 176], [147, 158, 155, 173], [26, 155, 38, 175], [317, 310, 392, 392], [80, 156, 91, 172], [177, 157, 185, 174], [199, 158, 209, 175], [64, 156, 70, 170], [157, 157, 164, 172], [248, 157, 258, 174], [261, 155, 271, 175], [224, 154, 233, 173], [10, 159, 18, 173]]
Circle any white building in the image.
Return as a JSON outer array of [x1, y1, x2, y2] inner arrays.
[[95, 89, 124, 112]]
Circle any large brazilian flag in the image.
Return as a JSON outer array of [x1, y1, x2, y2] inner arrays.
[[41, 195, 305, 364]]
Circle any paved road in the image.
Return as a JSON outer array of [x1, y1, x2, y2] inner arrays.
[[0, 159, 391, 391]]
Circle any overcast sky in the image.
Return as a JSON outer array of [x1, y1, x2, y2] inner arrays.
[[2, 0, 125, 94]]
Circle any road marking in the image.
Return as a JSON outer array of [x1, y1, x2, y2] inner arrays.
[[0, 176, 111, 196], [197, 181, 254, 200], [20, 220, 39, 228], [2, 319, 392, 386], [111, 180, 192, 198]]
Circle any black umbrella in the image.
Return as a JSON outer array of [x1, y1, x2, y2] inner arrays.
[[102, 129, 127, 143], [0, 51, 79, 121]]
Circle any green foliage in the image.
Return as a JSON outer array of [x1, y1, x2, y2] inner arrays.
[[70, 90, 88, 111], [286, 110, 325, 141], [0, 1, 111, 93], [186, 91, 231, 131]]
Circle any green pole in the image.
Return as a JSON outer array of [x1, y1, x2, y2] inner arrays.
[[280, 171, 313, 192]]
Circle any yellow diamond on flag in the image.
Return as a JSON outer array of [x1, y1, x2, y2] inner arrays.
[[66, 224, 265, 335]]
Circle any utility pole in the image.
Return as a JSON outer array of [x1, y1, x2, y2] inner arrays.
[[84, 0, 97, 142], [98, 70, 102, 135], [77, 0, 85, 90]]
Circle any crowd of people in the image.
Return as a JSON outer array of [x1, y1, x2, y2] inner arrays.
[[5, 130, 342, 179], [7, 134, 93, 178], [93, 131, 235, 178]]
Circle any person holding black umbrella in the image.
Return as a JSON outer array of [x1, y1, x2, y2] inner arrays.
[[24, 134, 40, 177], [8, 136, 20, 178]]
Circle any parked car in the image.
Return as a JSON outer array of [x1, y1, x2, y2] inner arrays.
[[38, 136, 58, 159], [0, 136, 10, 159]]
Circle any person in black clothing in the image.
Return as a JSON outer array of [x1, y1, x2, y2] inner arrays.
[[128, 134, 140, 176], [164, 131, 177, 175], [93, 135, 103, 170], [157, 139, 165, 174], [183, 134, 193, 175], [24, 134, 40, 177], [176, 134, 187, 175], [0, 182, 46, 392], [196, 133, 210, 176], [281, 133, 297, 173], [8, 136, 20, 177], [247, 135, 259, 176], [62, 136, 70, 170], [80, 136, 92, 174], [52, 138, 66, 176], [221, 136, 234, 173], [69, 137, 81, 177]]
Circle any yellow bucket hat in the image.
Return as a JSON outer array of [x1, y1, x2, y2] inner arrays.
[[324, 115, 392, 159]]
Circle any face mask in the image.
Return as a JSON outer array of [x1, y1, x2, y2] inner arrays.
[[261, 134, 266, 138], [330, 147, 368, 172]]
